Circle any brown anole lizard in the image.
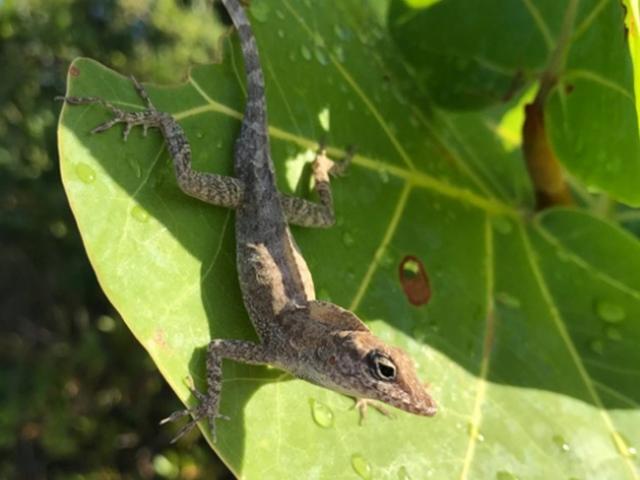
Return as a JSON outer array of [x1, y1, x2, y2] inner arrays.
[[58, 0, 436, 442]]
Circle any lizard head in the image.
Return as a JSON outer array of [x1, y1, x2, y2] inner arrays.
[[338, 331, 438, 416], [306, 301, 437, 417]]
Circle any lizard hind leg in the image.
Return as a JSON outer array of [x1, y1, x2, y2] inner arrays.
[[280, 144, 355, 228]]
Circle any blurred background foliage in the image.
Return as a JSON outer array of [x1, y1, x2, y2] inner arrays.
[[0, 0, 232, 477]]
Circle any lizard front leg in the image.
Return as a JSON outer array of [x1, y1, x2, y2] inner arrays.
[[280, 145, 353, 228], [58, 76, 243, 209], [161, 339, 273, 443]]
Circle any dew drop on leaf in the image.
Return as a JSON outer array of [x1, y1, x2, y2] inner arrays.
[[249, 0, 270, 22], [551, 434, 570, 452], [595, 300, 625, 323], [75, 163, 96, 184], [300, 45, 312, 61], [314, 48, 328, 66], [275, 9, 285, 19], [333, 45, 345, 63], [377, 168, 390, 184], [310, 399, 334, 428], [342, 231, 355, 247], [604, 326, 622, 341], [131, 205, 149, 223], [277, 29, 285, 38], [496, 292, 521, 309], [397, 466, 412, 480], [611, 432, 637, 458], [351, 454, 372, 479], [125, 155, 141, 178], [491, 216, 512, 234], [467, 422, 485, 442], [588, 338, 604, 355], [495, 471, 519, 480]]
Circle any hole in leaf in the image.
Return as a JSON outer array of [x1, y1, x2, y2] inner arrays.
[[398, 255, 431, 306]]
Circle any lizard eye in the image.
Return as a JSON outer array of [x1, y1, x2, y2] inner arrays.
[[367, 351, 397, 381]]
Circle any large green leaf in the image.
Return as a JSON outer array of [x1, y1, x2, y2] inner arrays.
[[57, 0, 640, 478], [388, 0, 640, 206]]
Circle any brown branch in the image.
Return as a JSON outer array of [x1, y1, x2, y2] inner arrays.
[[522, 0, 579, 210]]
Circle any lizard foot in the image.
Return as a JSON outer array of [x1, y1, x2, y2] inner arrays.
[[160, 380, 229, 443], [312, 143, 354, 181], [56, 76, 166, 140], [352, 398, 395, 425]]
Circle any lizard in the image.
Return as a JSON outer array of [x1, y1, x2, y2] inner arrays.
[[58, 0, 437, 442]]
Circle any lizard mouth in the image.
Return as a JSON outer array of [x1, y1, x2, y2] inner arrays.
[[396, 391, 437, 416]]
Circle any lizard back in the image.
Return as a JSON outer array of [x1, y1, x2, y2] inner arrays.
[[222, 0, 315, 336]]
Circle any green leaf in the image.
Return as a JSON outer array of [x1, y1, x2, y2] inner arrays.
[[58, 1, 640, 478], [388, 0, 640, 206]]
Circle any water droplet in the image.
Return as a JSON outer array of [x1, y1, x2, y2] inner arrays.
[[314, 48, 328, 66], [318, 108, 330, 131], [288, 51, 297, 62], [196, 130, 204, 139], [75, 163, 96, 184], [342, 231, 355, 247], [275, 9, 285, 19], [378, 168, 389, 183], [347, 101, 355, 111], [467, 422, 485, 442], [351, 454, 372, 479], [379, 249, 394, 268], [125, 155, 141, 178], [313, 32, 325, 48], [611, 432, 637, 458], [333, 45, 345, 63], [398, 466, 412, 480], [496, 471, 519, 480], [334, 24, 346, 40], [131, 205, 149, 223], [496, 292, 521, 309], [300, 45, 312, 61], [552, 434, 570, 452], [595, 300, 625, 323], [49, 220, 68, 238], [310, 399, 334, 428], [277, 29, 285, 38], [249, 0, 270, 22], [605, 326, 622, 341], [492, 216, 512, 234], [588, 338, 604, 355]]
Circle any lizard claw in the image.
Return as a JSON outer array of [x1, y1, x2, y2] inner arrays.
[[329, 145, 355, 177], [352, 398, 394, 425], [161, 379, 228, 443]]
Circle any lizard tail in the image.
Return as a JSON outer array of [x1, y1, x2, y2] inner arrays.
[[220, 0, 267, 126]]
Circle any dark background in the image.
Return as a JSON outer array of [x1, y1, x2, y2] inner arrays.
[[1, 0, 233, 477]]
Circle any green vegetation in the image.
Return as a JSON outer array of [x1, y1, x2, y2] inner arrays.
[[7, 0, 640, 478]]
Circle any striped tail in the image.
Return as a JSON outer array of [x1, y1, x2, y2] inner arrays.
[[221, 0, 267, 134]]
